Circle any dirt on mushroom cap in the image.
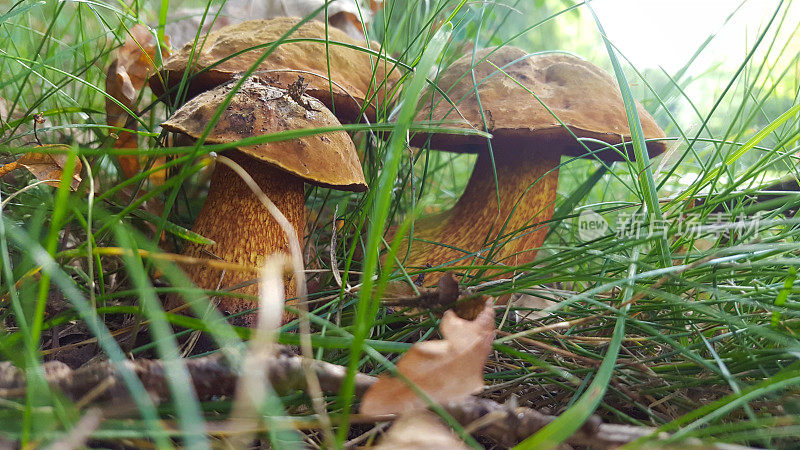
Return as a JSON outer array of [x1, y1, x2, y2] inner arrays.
[[151, 17, 399, 122], [413, 46, 666, 160], [161, 76, 367, 191]]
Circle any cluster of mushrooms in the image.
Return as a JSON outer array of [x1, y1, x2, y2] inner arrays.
[[150, 18, 666, 326]]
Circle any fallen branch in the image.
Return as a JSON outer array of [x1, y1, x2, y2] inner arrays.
[[0, 349, 374, 402], [0, 351, 753, 449]]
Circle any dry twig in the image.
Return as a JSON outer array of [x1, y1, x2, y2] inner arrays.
[[0, 349, 374, 402], [0, 350, 752, 448]]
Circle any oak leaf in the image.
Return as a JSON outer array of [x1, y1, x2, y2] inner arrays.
[[360, 300, 495, 415]]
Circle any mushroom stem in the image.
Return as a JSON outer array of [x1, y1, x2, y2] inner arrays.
[[397, 150, 560, 284], [172, 150, 305, 326]]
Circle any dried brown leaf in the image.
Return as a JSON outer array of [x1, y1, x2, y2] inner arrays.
[[106, 24, 165, 122], [16, 145, 82, 190], [374, 410, 469, 450], [117, 24, 168, 91], [105, 59, 138, 178], [511, 292, 559, 322], [106, 24, 169, 178], [360, 300, 495, 415]]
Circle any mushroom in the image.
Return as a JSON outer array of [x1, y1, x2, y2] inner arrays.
[[402, 47, 667, 284], [162, 76, 367, 326], [150, 17, 399, 123]]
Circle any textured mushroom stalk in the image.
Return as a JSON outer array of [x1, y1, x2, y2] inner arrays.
[[169, 151, 304, 326], [396, 150, 559, 284]]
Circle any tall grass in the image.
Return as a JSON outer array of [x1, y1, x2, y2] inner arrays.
[[1, 0, 799, 447]]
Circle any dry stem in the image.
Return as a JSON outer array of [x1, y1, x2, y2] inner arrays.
[[0, 350, 748, 449]]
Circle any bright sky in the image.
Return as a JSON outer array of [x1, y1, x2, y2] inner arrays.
[[589, 0, 793, 73]]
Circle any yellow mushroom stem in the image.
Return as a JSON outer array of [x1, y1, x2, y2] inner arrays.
[[394, 149, 560, 286], [168, 150, 304, 326]]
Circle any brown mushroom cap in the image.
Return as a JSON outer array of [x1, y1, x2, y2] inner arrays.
[[413, 46, 666, 160], [161, 76, 368, 192], [151, 17, 399, 122]]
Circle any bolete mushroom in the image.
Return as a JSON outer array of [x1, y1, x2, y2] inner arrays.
[[162, 76, 367, 325], [403, 47, 667, 284], [150, 17, 399, 123]]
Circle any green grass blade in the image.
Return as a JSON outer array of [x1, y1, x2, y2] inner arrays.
[[586, 3, 671, 268], [670, 102, 800, 205], [516, 313, 626, 449], [771, 267, 795, 328], [336, 21, 454, 442], [113, 226, 209, 450], [0, 1, 46, 24], [2, 220, 171, 448]]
